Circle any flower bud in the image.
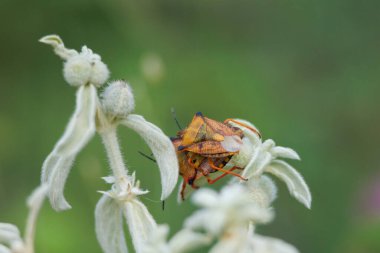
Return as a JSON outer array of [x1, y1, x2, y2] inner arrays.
[[101, 80, 135, 118], [89, 60, 109, 87], [63, 54, 92, 87], [63, 46, 109, 87]]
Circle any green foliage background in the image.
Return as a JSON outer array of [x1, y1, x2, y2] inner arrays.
[[0, 0, 379, 252]]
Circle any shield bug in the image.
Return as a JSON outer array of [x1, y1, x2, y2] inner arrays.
[[172, 112, 261, 200]]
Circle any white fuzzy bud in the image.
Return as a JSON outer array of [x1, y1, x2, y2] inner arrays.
[[63, 54, 92, 87], [101, 80, 135, 118], [40, 35, 110, 87], [89, 60, 109, 87], [64, 46, 109, 87]]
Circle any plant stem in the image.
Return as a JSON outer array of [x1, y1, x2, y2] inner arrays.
[[100, 127, 129, 188], [24, 184, 48, 253]]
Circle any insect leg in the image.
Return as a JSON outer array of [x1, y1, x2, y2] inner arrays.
[[180, 180, 187, 201], [207, 158, 247, 181], [206, 167, 242, 184], [185, 158, 200, 189]]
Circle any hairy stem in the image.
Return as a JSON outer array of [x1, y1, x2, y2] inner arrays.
[[100, 127, 129, 189]]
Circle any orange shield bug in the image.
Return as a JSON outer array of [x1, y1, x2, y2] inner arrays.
[[172, 112, 261, 200]]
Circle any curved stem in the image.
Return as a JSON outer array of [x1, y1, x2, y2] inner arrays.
[[24, 184, 48, 253], [100, 127, 129, 189]]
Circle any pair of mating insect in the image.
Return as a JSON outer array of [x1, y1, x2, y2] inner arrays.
[[141, 112, 260, 201], [171, 112, 261, 200]]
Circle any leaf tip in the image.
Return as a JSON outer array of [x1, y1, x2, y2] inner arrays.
[[39, 34, 63, 47]]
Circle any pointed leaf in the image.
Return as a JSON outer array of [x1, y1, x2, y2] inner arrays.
[[41, 85, 97, 211], [121, 115, 179, 200], [95, 195, 128, 253], [265, 160, 311, 209], [47, 156, 75, 211], [39, 34, 64, 47], [271, 146, 300, 160], [39, 34, 78, 60], [252, 151, 272, 177], [123, 199, 157, 253], [241, 147, 271, 179]]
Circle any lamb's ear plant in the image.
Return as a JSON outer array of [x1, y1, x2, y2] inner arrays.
[[39, 35, 180, 252], [0, 35, 312, 253], [39, 35, 178, 212]]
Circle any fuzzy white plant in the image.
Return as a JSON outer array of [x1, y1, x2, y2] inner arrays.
[[39, 35, 178, 212], [142, 178, 302, 253], [183, 182, 300, 253], [1, 35, 312, 253], [38, 35, 180, 253], [226, 119, 311, 209]]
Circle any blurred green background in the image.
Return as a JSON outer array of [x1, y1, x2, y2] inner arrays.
[[0, 0, 379, 252]]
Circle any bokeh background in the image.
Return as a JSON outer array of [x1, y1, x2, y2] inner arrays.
[[0, 0, 379, 252]]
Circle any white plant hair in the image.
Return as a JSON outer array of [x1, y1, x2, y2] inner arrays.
[[0, 35, 312, 253]]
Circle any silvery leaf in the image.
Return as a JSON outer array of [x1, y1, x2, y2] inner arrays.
[[271, 146, 300, 160], [95, 194, 128, 253], [121, 115, 179, 200], [39, 35, 78, 60], [42, 85, 97, 211], [265, 160, 311, 209], [123, 199, 157, 253]]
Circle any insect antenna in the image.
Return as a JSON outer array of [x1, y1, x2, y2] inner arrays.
[[171, 107, 182, 130], [140, 196, 165, 211], [138, 151, 156, 163], [138, 152, 165, 210]]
